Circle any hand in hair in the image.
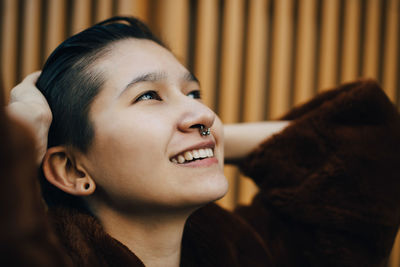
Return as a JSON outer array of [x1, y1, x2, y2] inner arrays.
[[7, 71, 51, 164]]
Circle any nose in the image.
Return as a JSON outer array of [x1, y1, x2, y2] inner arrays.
[[177, 98, 216, 135]]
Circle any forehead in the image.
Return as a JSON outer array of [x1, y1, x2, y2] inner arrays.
[[96, 39, 188, 92], [88, 38, 193, 114]]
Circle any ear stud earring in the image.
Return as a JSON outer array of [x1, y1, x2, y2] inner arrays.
[[199, 125, 211, 136]]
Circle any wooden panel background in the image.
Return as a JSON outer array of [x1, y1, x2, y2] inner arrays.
[[0, 0, 399, 265]]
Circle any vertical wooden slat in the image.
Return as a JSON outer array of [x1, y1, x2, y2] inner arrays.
[[341, 0, 361, 83], [243, 0, 269, 123], [216, 164, 238, 210], [217, 0, 245, 210], [382, 0, 399, 102], [194, 0, 219, 109], [1, 0, 19, 96], [238, 0, 269, 205], [116, 0, 150, 23], [44, 0, 66, 59], [389, 230, 400, 267], [157, 0, 189, 64], [95, 0, 113, 23], [269, 0, 293, 118], [318, 0, 340, 91], [218, 0, 244, 123], [362, 0, 381, 79], [21, 0, 42, 78], [71, 0, 92, 35], [116, 0, 135, 15], [294, 0, 317, 105]]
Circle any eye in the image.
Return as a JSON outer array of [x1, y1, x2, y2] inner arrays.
[[187, 90, 201, 99], [134, 90, 162, 103]]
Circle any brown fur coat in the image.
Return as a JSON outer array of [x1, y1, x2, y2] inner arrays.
[[1, 79, 400, 266]]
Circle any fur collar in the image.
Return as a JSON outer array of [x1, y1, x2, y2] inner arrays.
[[49, 204, 273, 266]]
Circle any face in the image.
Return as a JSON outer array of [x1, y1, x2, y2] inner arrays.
[[77, 39, 228, 213]]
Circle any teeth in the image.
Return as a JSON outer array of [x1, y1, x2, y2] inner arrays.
[[184, 151, 193, 161], [199, 149, 206, 158], [177, 155, 185, 164], [192, 150, 199, 158], [171, 147, 214, 164]]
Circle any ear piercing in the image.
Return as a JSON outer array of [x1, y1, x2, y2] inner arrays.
[[84, 183, 90, 190], [199, 125, 211, 136]]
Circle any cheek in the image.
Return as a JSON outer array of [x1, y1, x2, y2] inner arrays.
[[86, 111, 170, 183]]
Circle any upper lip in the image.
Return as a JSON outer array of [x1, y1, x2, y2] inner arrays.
[[170, 140, 216, 159]]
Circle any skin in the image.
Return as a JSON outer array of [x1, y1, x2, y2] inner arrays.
[[44, 39, 228, 267], [10, 39, 289, 267], [82, 39, 229, 211], [224, 121, 290, 163], [7, 71, 51, 164]]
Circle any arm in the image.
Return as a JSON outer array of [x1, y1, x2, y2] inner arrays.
[[7, 72, 51, 164], [235, 80, 400, 266], [223, 121, 290, 163], [0, 75, 70, 266]]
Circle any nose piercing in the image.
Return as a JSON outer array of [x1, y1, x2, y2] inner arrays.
[[199, 125, 211, 136]]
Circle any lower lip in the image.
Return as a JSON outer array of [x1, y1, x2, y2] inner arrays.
[[174, 157, 219, 167]]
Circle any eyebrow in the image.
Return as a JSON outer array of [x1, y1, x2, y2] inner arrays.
[[124, 72, 167, 90], [119, 71, 199, 97], [183, 72, 199, 84]]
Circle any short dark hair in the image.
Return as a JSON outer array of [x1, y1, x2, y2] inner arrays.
[[37, 16, 165, 152], [36, 16, 166, 209]]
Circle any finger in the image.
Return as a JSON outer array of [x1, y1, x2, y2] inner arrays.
[[10, 71, 43, 101], [22, 71, 42, 83]]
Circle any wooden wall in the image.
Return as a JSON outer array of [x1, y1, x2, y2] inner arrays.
[[1, 0, 399, 265]]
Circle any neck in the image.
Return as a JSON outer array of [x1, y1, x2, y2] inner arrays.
[[94, 205, 192, 267]]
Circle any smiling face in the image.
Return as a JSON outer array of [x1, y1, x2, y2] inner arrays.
[[76, 39, 228, 213]]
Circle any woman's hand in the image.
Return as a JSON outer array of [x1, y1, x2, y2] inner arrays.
[[224, 121, 290, 163], [7, 71, 51, 164]]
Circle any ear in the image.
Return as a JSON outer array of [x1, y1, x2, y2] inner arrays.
[[42, 146, 96, 196]]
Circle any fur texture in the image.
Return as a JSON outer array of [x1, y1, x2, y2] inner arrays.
[[0, 91, 71, 266], [2, 79, 400, 266], [238, 79, 400, 266]]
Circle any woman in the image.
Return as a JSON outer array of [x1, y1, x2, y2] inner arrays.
[[7, 16, 400, 266]]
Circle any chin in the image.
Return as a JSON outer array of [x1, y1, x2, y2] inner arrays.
[[210, 177, 229, 201], [183, 173, 229, 208]]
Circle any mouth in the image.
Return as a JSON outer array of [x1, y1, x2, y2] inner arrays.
[[170, 146, 215, 164]]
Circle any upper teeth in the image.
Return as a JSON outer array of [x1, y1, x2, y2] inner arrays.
[[171, 148, 214, 164]]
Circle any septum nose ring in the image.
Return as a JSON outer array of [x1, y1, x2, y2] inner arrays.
[[199, 125, 211, 136]]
